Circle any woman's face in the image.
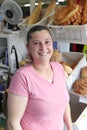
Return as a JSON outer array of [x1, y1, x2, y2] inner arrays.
[[27, 30, 53, 64]]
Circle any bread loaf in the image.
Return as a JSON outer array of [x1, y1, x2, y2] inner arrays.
[[27, 1, 42, 24], [82, 0, 87, 24], [67, 0, 76, 6], [60, 61, 73, 75], [73, 78, 87, 95], [50, 50, 62, 62], [80, 66, 87, 78], [42, 1, 56, 18]]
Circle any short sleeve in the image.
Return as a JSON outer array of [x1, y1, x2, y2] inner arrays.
[[8, 72, 29, 97]]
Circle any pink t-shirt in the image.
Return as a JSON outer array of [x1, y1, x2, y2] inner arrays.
[[9, 62, 69, 130]]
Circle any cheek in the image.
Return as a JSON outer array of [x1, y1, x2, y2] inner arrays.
[[27, 45, 33, 52], [49, 43, 53, 49], [50, 47, 53, 56], [26, 45, 33, 56], [26, 46, 30, 54], [28, 47, 38, 57], [50, 45, 53, 52]]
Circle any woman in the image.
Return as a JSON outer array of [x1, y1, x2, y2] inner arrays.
[[7, 25, 72, 130]]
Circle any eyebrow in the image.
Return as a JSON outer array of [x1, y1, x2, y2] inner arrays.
[[32, 37, 52, 41]]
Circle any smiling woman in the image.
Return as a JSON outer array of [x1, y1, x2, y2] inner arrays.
[[26, 26, 53, 64], [7, 25, 72, 130]]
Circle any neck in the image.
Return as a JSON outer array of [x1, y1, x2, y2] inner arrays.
[[32, 62, 53, 83], [34, 62, 51, 70]]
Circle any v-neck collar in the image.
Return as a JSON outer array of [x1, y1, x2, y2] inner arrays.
[[29, 63, 55, 85]]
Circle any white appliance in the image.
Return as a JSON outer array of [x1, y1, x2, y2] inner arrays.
[[1, 0, 23, 25]]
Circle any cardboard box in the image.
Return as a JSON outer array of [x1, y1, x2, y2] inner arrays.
[[61, 52, 87, 91]]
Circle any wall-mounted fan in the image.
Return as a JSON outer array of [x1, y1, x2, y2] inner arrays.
[[1, 0, 23, 25]]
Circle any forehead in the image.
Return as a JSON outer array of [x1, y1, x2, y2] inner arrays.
[[30, 30, 51, 38]]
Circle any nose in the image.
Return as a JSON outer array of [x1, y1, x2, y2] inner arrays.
[[39, 42, 46, 50]]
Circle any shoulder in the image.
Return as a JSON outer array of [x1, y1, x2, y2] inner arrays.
[[11, 64, 32, 81], [50, 61, 63, 70], [51, 62, 65, 77], [16, 64, 32, 75]]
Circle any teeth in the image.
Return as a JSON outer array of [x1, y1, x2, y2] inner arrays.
[[39, 52, 48, 56]]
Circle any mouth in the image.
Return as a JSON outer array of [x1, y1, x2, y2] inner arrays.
[[38, 52, 49, 56]]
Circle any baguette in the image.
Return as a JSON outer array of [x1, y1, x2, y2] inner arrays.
[[27, 1, 42, 24], [67, 0, 76, 6], [42, 1, 56, 18], [82, 0, 87, 24]]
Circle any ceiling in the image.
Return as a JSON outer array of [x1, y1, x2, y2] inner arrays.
[[0, 0, 58, 17], [0, 0, 65, 17], [0, 0, 56, 7], [0, 0, 33, 7]]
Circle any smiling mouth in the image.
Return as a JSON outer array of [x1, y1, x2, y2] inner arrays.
[[39, 52, 49, 56]]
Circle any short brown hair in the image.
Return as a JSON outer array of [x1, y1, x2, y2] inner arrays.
[[27, 25, 52, 43]]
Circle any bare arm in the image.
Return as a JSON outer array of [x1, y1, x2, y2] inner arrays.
[[6, 93, 28, 130], [64, 103, 73, 130]]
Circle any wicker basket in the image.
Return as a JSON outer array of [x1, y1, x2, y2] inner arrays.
[[48, 21, 87, 44]]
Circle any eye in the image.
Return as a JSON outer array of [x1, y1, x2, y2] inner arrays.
[[45, 40, 51, 45], [32, 41, 40, 46]]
